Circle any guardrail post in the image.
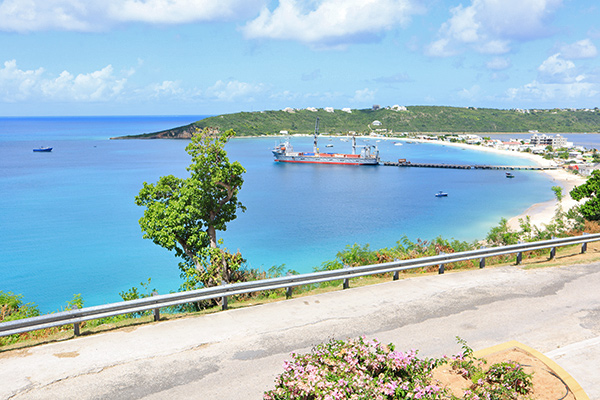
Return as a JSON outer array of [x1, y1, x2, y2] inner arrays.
[[582, 233, 589, 253], [343, 264, 350, 289], [438, 252, 445, 274], [221, 280, 228, 310], [393, 258, 399, 280], [285, 272, 293, 298], [479, 257, 485, 269], [152, 291, 160, 322], [550, 237, 556, 259], [516, 241, 523, 265], [71, 304, 80, 336]]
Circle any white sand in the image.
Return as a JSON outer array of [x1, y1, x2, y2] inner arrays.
[[398, 137, 587, 231]]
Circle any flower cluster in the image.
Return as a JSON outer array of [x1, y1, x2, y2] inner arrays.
[[264, 336, 446, 399], [265, 336, 535, 400]]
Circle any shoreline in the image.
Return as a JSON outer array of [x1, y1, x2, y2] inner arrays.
[[396, 137, 586, 231], [252, 133, 587, 231]]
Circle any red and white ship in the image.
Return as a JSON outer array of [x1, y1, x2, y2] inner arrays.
[[272, 118, 380, 165]]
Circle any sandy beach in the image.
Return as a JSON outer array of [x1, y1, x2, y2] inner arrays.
[[398, 137, 587, 231]]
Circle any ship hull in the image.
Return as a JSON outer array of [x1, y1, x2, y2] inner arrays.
[[273, 154, 379, 165]]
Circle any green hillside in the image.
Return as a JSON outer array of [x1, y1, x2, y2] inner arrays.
[[117, 106, 600, 139]]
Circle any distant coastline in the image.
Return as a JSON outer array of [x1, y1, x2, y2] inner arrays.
[[110, 106, 600, 139], [392, 136, 586, 231]]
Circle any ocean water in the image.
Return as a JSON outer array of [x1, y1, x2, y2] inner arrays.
[[1, 117, 577, 312]]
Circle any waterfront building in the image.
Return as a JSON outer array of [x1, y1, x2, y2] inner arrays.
[[529, 133, 568, 148]]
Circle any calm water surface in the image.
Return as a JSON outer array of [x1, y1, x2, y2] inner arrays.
[[2, 117, 593, 311]]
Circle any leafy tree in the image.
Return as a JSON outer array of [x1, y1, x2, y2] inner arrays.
[[486, 218, 519, 246], [551, 186, 563, 201], [135, 129, 246, 294], [571, 170, 600, 221], [0, 291, 39, 322]]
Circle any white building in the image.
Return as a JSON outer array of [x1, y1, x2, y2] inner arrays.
[[529, 133, 568, 148], [324, 107, 334, 113]]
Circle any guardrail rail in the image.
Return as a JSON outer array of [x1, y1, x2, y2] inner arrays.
[[2, 233, 599, 338]]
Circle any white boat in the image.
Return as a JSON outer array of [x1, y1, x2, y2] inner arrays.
[[435, 191, 448, 197]]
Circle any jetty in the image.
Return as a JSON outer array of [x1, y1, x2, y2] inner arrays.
[[383, 160, 556, 170]]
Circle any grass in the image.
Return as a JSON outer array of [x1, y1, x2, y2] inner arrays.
[[2, 239, 600, 353]]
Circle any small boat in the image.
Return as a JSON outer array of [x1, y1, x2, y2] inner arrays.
[[326, 144, 333, 148], [394, 142, 403, 146], [505, 172, 515, 178], [435, 191, 448, 197], [33, 147, 52, 152]]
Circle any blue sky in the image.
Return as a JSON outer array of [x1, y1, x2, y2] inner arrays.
[[0, 0, 599, 116]]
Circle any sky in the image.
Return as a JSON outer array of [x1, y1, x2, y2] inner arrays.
[[0, 0, 599, 116]]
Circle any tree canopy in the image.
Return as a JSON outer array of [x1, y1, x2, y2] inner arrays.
[[135, 129, 246, 291], [570, 170, 600, 221]]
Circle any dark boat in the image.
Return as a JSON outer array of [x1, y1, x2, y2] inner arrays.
[[33, 147, 52, 152], [435, 191, 448, 197], [506, 172, 515, 178]]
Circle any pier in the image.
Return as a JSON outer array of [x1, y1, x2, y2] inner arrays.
[[383, 161, 556, 170]]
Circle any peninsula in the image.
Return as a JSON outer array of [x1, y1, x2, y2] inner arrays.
[[112, 106, 600, 139]]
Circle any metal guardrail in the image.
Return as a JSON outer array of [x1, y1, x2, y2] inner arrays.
[[2, 233, 600, 338]]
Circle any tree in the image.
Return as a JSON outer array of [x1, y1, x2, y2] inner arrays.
[[551, 186, 563, 202], [135, 129, 246, 292], [570, 170, 600, 221]]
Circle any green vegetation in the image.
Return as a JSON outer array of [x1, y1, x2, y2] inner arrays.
[[3, 183, 599, 348], [571, 169, 600, 221], [264, 336, 533, 399], [118, 106, 600, 139], [135, 129, 247, 307]]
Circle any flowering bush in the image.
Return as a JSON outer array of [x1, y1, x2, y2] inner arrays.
[[265, 337, 533, 400], [264, 336, 446, 399]]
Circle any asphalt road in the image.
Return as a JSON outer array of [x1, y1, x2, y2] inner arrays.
[[2, 263, 600, 399]]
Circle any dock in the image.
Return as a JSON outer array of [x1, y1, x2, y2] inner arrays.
[[383, 161, 556, 170]]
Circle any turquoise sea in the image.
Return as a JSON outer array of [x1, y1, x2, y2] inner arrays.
[[2, 116, 589, 312]]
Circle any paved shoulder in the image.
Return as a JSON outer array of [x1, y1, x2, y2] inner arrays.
[[1, 264, 599, 399]]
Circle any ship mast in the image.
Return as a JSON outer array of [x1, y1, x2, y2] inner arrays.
[[313, 117, 319, 154]]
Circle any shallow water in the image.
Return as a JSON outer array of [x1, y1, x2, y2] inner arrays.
[[0, 118, 566, 311]]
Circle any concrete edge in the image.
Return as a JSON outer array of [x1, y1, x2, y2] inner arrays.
[[473, 340, 589, 400]]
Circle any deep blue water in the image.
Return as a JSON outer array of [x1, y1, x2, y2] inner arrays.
[[2, 117, 589, 312]]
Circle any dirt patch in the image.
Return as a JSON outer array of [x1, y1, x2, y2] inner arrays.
[[432, 348, 575, 399], [53, 351, 79, 358]]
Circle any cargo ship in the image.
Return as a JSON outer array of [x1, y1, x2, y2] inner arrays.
[[272, 118, 380, 165]]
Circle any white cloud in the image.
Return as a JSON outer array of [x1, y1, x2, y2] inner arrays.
[[505, 50, 600, 104], [41, 65, 127, 101], [242, 0, 423, 48], [0, 60, 45, 101], [351, 88, 376, 103], [0, 0, 265, 32], [458, 85, 481, 100], [559, 39, 598, 59], [149, 80, 185, 99], [537, 53, 585, 84], [428, 0, 562, 57], [110, 0, 265, 24], [486, 57, 510, 71], [506, 80, 598, 102], [0, 60, 129, 102], [205, 80, 266, 101]]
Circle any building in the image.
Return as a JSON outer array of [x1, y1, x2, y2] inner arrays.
[[529, 134, 568, 148]]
